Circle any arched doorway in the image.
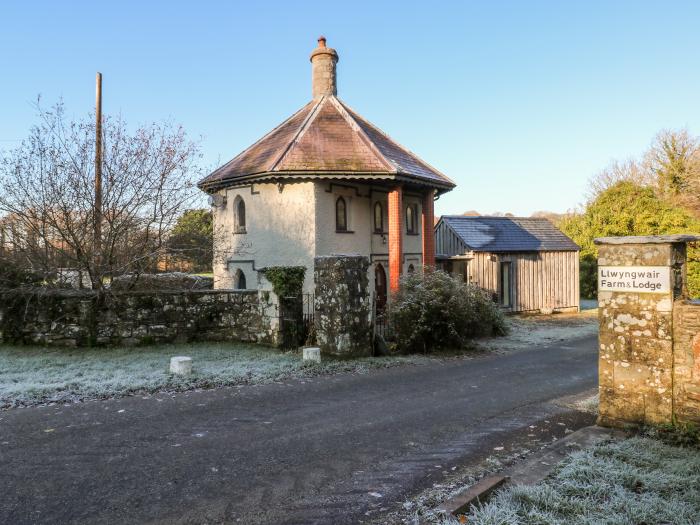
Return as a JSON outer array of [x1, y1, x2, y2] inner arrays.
[[375, 263, 387, 312]]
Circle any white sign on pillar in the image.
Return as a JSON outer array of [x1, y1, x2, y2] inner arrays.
[[598, 266, 671, 293]]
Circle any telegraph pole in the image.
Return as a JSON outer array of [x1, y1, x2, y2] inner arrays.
[[94, 72, 103, 288], [94, 73, 103, 262]]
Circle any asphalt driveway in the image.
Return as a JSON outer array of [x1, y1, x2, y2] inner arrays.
[[0, 334, 598, 525]]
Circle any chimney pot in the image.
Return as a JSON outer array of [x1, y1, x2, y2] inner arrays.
[[310, 36, 338, 99]]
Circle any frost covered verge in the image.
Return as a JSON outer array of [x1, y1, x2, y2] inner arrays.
[[0, 343, 430, 408], [477, 309, 598, 354], [0, 307, 599, 409], [463, 436, 700, 525]]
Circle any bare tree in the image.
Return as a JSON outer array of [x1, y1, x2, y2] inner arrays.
[[586, 129, 700, 218], [645, 129, 700, 217], [0, 101, 202, 290], [586, 158, 653, 202]]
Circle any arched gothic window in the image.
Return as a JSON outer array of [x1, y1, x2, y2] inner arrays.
[[234, 196, 246, 233], [407, 264, 415, 274], [406, 204, 418, 234], [374, 202, 383, 233], [235, 269, 247, 290], [336, 197, 347, 232]]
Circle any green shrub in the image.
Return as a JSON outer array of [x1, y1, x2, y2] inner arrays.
[[388, 269, 507, 353], [645, 421, 700, 448], [260, 266, 306, 297], [559, 182, 700, 299], [579, 253, 598, 299]]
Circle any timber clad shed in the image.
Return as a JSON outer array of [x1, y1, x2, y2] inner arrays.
[[435, 216, 580, 313]]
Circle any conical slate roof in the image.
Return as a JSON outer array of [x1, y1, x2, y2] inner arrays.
[[198, 95, 455, 193]]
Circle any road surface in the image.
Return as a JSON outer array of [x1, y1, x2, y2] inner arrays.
[[0, 334, 597, 524]]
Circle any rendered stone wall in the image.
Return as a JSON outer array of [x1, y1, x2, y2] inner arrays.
[[314, 255, 372, 357], [212, 181, 425, 295], [597, 238, 700, 426], [213, 182, 317, 292], [0, 289, 276, 347]]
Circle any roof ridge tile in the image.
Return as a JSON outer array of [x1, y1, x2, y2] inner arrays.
[[337, 99, 455, 186], [328, 96, 396, 172], [269, 96, 327, 172]]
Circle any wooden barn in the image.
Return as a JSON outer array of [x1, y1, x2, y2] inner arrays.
[[435, 216, 580, 313]]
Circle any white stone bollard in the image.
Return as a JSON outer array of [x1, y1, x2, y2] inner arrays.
[[302, 347, 321, 363], [170, 356, 193, 376]]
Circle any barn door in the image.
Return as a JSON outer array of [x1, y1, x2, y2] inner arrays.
[[452, 259, 469, 282]]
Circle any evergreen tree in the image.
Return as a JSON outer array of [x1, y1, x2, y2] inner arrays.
[[166, 209, 213, 273], [560, 181, 700, 298]]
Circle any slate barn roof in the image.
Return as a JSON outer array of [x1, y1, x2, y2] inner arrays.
[[440, 216, 580, 252], [198, 95, 455, 193]]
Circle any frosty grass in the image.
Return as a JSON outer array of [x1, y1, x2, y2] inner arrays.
[[0, 343, 426, 408], [459, 436, 700, 525], [0, 312, 598, 408]]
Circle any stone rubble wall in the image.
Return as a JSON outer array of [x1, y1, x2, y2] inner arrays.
[[314, 255, 372, 357], [0, 289, 277, 347], [597, 240, 700, 426], [673, 300, 700, 422]]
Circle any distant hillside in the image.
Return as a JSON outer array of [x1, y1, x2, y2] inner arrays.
[[531, 211, 567, 226]]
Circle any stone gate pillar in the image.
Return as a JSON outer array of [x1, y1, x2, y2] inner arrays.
[[314, 255, 372, 357], [596, 234, 699, 427]]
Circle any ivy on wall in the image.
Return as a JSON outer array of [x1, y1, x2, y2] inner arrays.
[[260, 266, 306, 297]]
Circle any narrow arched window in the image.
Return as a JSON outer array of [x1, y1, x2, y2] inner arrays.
[[406, 204, 417, 234], [407, 264, 415, 274], [234, 196, 246, 233], [336, 197, 347, 232], [374, 202, 383, 233], [235, 269, 247, 290]]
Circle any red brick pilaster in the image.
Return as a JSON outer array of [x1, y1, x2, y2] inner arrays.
[[422, 190, 436, 268], [388, 186, 403, 292]]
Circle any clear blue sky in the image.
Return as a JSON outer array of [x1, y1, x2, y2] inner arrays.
[[2, 1, 700, 216]]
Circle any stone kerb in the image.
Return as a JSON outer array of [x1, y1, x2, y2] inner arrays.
[[595, 234, 700, 427], [314, 255, 372, 357]]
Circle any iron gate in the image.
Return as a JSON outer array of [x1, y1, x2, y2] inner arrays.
[[372, 292, 392, 341], [278, 293, 314, 349]]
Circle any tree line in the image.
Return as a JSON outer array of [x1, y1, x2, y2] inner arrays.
[[558, 129, 700, 298]]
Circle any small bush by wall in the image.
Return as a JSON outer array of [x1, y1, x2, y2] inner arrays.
[[260, 266, 306, 297], [388, 270, 507, 353]]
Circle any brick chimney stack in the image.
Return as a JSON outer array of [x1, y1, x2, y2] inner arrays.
[[310, 36, 338, 99]]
